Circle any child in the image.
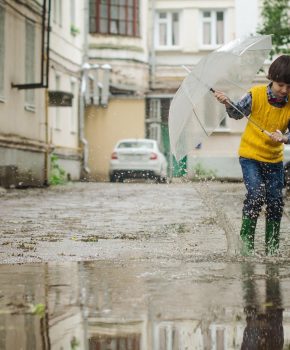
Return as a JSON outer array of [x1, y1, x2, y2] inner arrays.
[[214, 55, 290, 255]]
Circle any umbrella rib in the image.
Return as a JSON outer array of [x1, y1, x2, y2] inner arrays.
[[192, 106, 210, 137], [170, 36, 273, 160]]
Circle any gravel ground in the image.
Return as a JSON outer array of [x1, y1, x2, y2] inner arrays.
[[0, 180, 290, 264]]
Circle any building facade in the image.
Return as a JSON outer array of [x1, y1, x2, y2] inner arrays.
[[147, 0, 266, 180], [0, 0, 47, 187], [0, 0, 85, 187], [85, 0, 150, 181], [0, 0, 268, 186], [48, 0, 85, 181]]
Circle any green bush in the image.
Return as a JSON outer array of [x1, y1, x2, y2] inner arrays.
[[49, 154, 67, 185], [191, 162, 216, 180]]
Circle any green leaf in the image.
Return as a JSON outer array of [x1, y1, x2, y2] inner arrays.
[[31, 303, 46, 318]]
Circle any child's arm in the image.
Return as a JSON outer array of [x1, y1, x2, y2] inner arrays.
[[214, 91, 252, 120]]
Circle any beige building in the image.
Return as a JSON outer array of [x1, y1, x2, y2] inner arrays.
[[84, 0, 238, 181], [85, 0, 150, 181], [48, 0, 86, 181], [0, 0, 268, 186], [84, 0, 266, 181], [0, 0, 47, 187], [0, 0, 85, 187], [148, 0, 267, 180]]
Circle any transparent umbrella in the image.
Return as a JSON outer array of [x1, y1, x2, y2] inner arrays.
[[169, 35, 272, 161]]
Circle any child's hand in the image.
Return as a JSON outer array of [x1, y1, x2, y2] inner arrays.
[[214, 90, 230, 106], [270, 130, 288, 143]]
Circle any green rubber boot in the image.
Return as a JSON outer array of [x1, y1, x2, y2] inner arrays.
[[265, 220, 280, 256], [240, 216, 257, 256]]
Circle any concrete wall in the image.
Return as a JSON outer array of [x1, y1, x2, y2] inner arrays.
[[48, 0, 85, 181], [85, 99, 146, 181], [0, 0, 85, 187], [235, 0, 261, 38], [0, 146, 45, 187], [0, 0, 46, 187]]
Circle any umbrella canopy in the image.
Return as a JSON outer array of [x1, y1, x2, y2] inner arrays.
[[169, 35, 272, 161]]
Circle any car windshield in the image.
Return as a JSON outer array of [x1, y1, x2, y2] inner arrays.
[[118, 141, 154, 149]]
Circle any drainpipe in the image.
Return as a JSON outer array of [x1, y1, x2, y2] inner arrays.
[[91, 64, 100, 105], [149, 0, 156, 90], [44, 89, 50, 185], [100, 64, 112, 107], [79, 0, 90, 178]]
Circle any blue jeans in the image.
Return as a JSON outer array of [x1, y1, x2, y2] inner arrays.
[[239, 157, 284, 221]]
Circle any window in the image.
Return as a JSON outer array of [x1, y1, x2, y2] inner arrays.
[[156, 11, 179, 47], [201, 10, 225, 47], [53, 0, 62, 26], [146, 99, 161, 143], [25, 20, 35, 109], [70, 81, 77, 133], [0, 5, 5, 99], [89, 0, 140, 37], [219, 115, 228, 128], [155, 322, 179, 350], [70, 0, 76, 25], [55, 74, 61, 129]]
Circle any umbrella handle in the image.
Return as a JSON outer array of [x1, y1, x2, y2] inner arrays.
[[263, 130, 272, 136]]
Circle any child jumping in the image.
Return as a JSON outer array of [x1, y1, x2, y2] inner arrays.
[[214, 55, 290, 255]]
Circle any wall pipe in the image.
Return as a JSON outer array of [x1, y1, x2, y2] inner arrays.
[[79, 0, 90, 178]]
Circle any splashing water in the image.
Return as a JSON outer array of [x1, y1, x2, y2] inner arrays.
[[195, 181, 242, 256]]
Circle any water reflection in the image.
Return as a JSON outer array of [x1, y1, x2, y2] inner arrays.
[[241, 263, 284, 350], [0, 261, 290, 349], [89, 335, 141, 349]]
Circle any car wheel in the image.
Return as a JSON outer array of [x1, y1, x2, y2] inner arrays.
[[160, 176, 167, 183], [154, 176, 166, 184], [117, 174, 124, 182], [109, 174, 116, 182]]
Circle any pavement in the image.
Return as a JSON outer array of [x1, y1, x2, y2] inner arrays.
[[1, 181, 290, 349], [0, 180, 290, 264]]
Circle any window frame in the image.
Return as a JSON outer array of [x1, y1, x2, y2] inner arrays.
[[0, 5, 5, 101], [155, 10, 180, 49], [200, 9, 226, 49], [70, 79, 77, 133], [89, 0, 140, 37], [25, 19, 36, 111], [54, 74, 61, 130], [70, 0, 76, 26], [53, 0, 62, 27]]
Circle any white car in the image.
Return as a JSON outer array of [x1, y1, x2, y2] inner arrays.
[[109, 138, 168, 183]]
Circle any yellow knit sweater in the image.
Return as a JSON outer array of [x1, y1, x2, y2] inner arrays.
[[239, 85, 290, 163]]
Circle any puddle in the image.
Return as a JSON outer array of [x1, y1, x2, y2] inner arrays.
[[0, 260, 290, 349]]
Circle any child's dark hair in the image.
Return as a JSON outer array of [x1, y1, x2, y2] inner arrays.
[[267, 55, 290, 84]]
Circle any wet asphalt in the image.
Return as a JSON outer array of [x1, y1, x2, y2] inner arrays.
[[0, 181, 290, 349]]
